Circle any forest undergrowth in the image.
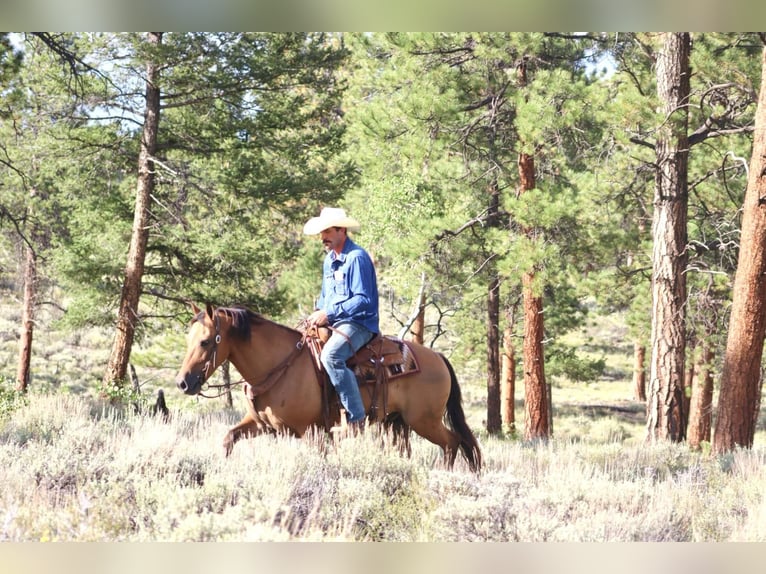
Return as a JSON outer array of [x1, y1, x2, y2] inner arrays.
[[2, 293, 766, 541], [1, 390, 766, 542]]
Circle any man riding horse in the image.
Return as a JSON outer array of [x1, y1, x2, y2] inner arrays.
[[303, 207, 379, 436], [175, 208, 482, 471]]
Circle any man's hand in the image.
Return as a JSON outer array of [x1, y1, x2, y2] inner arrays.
[[307, 309, 328, 327]]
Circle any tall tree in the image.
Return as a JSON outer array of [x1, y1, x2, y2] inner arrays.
[[29, 33, 356, 387], [604, 33, 758, 441], [0, 33, 97, 392], [646, 32, 691, 442], [16, 230, 37, 392], [0, 34, 29, 391], [713, 37, 766, 454], [516, 57, 549, 440], [344, 33, 608, 439], [103, 32, 162, 386]]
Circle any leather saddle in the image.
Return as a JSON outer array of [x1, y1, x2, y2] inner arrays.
[[306, 327, 420, 382], [300, 325, 420, 425]]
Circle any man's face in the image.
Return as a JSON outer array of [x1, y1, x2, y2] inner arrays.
[[320, 226, 345, 253]]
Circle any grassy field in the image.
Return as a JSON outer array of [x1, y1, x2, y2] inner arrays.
[[2, 391, 766, 542], [2, 291, 766, 541]]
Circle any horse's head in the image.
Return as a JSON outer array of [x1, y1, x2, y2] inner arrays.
[[175, 303, 230, 395]]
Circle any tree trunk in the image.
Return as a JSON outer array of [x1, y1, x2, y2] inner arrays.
[[516, 58, 550, 441], [222, 360, 234, 409], [398, 272, 426, 344], [486, 176, 502, 434], [632, 342, 646, 402], [688, 343, 714, 449], [16, 243, 37, 392], [486, 276, 502, 433], [646, 32, 690, 442], [411, 273, 426, 345], [518, 155, 549, 440], [501, 304, 517, 433], [522, 269, 548, 440], [683, 352, 693, 426], [713, 43, 766, 454], [103, 32, 162, 386]]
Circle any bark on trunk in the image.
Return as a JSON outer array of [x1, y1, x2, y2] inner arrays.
[[222, 360, 234, 409], [632, 342, 646, 402], [517, 58, 550, 441], [398, 272, 426, 343], [713, 44, 766, 453], [501, 306, 517, 433], [522, 270, 549, 440], [688, 343, 714, 449], [517, 156, 549, 440], [103, 32, 163, 386], [646, 32, 690, 442], [683, 356, 693, 426], [486, 176, 502, 434], [16, 244, 37, 392], [411, 276, 426, 345], [486, 276, 502, 433]]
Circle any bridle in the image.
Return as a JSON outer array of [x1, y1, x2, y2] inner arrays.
[[196, 310, 227, 398], [197, 308, 311, 400]]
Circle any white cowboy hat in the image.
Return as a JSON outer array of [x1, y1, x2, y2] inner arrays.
[[303, 207, 361, 235]]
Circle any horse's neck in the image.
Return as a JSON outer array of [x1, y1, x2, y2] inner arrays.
[[229, 320, 303, 382]]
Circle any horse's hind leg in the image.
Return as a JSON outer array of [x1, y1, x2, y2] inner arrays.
[[408, 416, 461, 469], [223, 412, 271, 456]]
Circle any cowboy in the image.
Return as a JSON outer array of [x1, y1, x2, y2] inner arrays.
[[303, 207, 379, 435]]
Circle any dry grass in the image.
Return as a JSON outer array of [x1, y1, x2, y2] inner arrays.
[[2, 391, 766, 542], [3, 285, 766, 541]]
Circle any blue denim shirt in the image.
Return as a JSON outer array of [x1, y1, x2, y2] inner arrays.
[[316, 238, 379, 334]]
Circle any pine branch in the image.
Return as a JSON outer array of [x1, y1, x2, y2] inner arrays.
[[434, 208, 491, 241], [688, 124, 755, 146]]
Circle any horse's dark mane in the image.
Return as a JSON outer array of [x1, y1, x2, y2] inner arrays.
[[194, 306, 299, 341]]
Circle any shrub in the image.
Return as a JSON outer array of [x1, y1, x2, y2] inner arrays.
[[0, 374, 28, 421]]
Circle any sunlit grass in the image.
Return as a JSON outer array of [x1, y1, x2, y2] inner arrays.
[[3, 291, 766, 541], [2, 392, 766, 542]]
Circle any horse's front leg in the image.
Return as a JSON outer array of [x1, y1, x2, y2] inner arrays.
[[223, 412, 272, 456]]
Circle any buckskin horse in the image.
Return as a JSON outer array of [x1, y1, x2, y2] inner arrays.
[[175, 303, 481, 472]]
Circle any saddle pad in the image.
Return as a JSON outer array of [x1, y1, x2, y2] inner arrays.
[[349, 336, 420, 383]]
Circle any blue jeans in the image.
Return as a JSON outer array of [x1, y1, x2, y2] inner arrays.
[[320, 321, 373, 423]]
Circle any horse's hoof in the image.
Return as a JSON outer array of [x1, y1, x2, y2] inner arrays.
[[223, 434, 234, 457]]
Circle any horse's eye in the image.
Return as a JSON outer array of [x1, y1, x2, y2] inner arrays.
[[200, 339, 210, 348]]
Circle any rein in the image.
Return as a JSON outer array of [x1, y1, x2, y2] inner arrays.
[[198, 314, 315, 399], [197, 310, 350, 400]]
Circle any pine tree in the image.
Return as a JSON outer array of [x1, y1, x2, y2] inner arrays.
[[0, 33, 100, 392], [103, 32, 162, 387], [645, 32, 691, 442], [714, 37, 766, 453], [21, 33, 356, 387], [343, 33, 610, 438], [599, 33, 759, 443]]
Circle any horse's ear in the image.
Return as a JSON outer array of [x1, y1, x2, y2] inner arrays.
[[190, 302, 201, 316], [205, 303, 215, 320]]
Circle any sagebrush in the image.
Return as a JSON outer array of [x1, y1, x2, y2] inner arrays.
[[2, 393, 766, 541]]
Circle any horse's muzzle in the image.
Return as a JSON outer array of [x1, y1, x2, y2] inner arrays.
[[176, 372, 203, 395]]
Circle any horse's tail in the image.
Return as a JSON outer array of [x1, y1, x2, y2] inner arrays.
[[440, 354, 482, 473]]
